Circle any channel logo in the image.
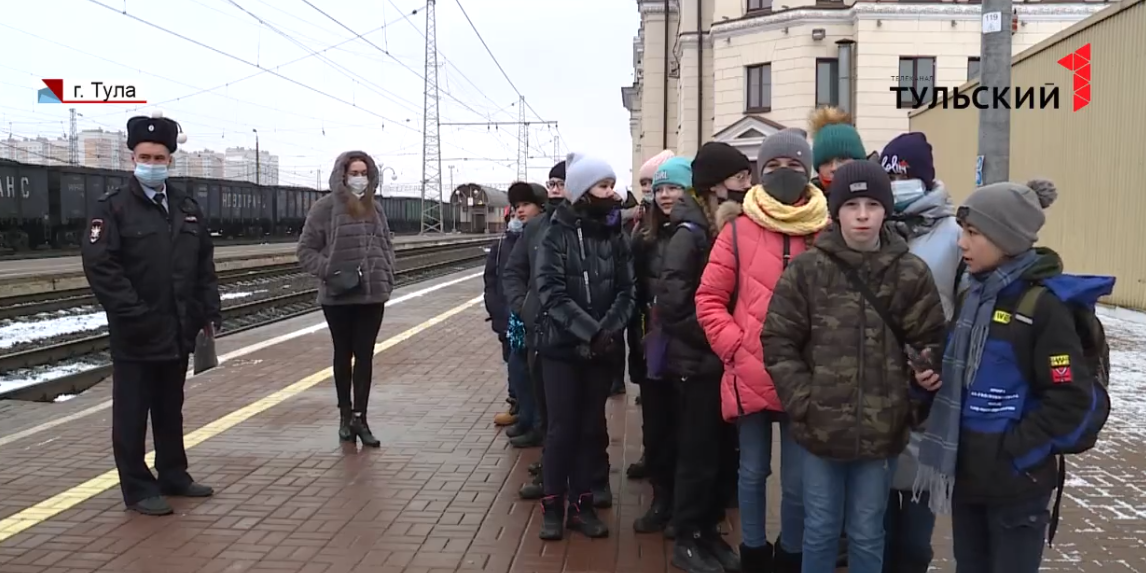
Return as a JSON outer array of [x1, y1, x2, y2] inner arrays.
[[1056, 43, 1091, 112], [37, 80, 147, 104]]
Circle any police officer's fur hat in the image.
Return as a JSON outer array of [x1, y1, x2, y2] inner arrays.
[[127, 109, 188, 153]]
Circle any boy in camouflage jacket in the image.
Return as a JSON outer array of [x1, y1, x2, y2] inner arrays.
[[762, 161, 946, 573]]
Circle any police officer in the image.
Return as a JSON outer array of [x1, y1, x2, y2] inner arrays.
[[81, 109, 221, 516]]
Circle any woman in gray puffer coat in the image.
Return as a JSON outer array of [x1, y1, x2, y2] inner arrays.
[[297, 151, 396, 448]]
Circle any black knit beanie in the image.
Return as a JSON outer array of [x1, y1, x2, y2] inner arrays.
[[827, 161, 894, 220], [692, 142, 751, 191], [548, 161, 566, 181]]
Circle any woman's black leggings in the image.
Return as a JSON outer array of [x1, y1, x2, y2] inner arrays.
[[322, 303, 385, 413]]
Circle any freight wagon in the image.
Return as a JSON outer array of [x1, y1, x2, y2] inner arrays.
[[0, 159, 458, 253]]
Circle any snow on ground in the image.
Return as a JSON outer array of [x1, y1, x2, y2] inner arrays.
[[0, 289, 264, 394], [0, 310, 107, 350], [0, 290, 264, 351]]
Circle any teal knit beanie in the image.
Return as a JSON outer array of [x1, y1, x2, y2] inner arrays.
[[652, 157, 693, 190], [809, 107, 867, 170]]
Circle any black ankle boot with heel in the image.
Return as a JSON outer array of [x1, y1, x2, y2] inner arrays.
[[349, 412, 381, 448], [338, 408, 353, 442]]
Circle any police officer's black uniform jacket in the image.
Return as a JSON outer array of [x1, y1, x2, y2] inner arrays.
[[81, 176, 221, 362]]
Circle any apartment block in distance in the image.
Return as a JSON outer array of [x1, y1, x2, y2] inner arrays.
[[621, 0, 1111, 193]]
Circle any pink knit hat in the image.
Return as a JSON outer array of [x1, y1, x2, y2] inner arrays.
[[638, 149, 675, 181]]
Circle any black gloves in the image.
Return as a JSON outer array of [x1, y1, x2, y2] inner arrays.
[[590, 329, 617, 357]]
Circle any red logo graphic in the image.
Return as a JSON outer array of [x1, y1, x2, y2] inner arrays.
[[1056, 43, 1091, 112], [1051, 366, 1073, 385]]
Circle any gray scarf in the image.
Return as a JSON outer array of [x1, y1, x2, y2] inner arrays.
[[888, 183, 956, 241], [913, 249, 1040, 515]]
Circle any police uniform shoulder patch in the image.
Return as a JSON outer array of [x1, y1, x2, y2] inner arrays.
[[97, 187, 121, 202], [89, 219, 104, 243]]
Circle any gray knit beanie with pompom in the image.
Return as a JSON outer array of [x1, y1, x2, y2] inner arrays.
[[959, 178, 1058, 256]]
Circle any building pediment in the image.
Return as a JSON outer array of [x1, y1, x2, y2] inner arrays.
[[712, 116, 788, 161]]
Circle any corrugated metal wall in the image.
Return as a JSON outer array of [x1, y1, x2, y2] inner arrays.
[[909, 0, 1146, 309]]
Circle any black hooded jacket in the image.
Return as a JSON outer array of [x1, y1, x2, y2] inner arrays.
[[654, 194, 723, 379], [502, 199, 562, 337], [535, 201, 636, 361]]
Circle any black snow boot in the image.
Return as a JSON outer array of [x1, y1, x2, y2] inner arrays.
[[592, 483, 613, 509], [672, 530, 723, 573], [519, 471, 543, 500], [633, 488, 672, 533], [739, 542, 773, 573], [338, 407, 353, 442], [700, 527, 741, 572], [772, 537, 802, 573], [528, 461, 542, 476], [566, 493, 608, 538], [349, 412, 381, 448], [539, 496, 564, 541], [626, 453, 648, 480]]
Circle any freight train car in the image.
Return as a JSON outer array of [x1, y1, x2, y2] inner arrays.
[[449, 183, 508, 234], [0, 158, 456, 253]]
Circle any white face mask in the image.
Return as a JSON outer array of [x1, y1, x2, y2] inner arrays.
[[348, 175, 369, 197], [891, 178, 926, 207], [507, 217, 524, 233]]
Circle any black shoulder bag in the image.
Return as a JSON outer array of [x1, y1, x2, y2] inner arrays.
[[326, 215, 378, 298], [821, 251, 924, 364]]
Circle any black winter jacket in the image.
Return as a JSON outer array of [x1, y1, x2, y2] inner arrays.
[[627, 218, 673, 382], [483, 230, 520, 338], [503, 200, 561, 335], [654, 195, 723, 379], [535, 202, 636, 361]]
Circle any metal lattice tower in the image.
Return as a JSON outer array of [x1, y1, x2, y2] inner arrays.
[[68, 108, 78, 165], [419, 0, 444, 234], [516, 96, 527, 181]]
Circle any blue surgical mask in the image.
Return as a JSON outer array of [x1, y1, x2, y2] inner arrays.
[[891, 178, 926, 210], [507, 218, 524, 233], [134, 163, 169, 187]]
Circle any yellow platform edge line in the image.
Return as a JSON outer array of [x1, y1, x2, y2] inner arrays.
[[0, 295, 482, 544]]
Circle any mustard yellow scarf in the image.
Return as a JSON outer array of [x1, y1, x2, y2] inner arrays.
[[743, 183, 829, 236]]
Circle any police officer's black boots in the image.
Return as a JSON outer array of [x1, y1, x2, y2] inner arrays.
[[349, 412, 381, 448], [338, 407, 354, 442], [130, 497, 174, 516], [566, 493, 608, 538], [539, 495, 564, 541]]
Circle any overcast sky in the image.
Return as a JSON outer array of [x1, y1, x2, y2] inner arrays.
[[1, 0, 639, 196]]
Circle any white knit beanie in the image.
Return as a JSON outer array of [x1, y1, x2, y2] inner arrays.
[[564, 152, 618, 203]]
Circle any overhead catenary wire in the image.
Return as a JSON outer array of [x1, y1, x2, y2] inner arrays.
[[85, 0, 419, 134]]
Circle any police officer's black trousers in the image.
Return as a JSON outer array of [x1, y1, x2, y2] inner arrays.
[[673, 375, 737, 536], [112, 357, 193, 506], [322, 303, 385, 413]]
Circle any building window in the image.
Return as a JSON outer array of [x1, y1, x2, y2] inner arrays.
[[746, 63, 772, 112], [747, 0, 772, 12], [898, 57, 936, 106], [967, 57, 981, 80], [816, 58, 840, 107]]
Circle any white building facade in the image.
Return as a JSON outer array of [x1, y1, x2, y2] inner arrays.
[[622, 0, 1110, 194]]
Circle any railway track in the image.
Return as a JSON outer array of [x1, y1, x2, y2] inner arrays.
[[0, 240, 489, 402], [0, 238, 492, 320]]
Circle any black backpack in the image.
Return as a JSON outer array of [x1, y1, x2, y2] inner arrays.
[[1008, 284, 1111, 454]]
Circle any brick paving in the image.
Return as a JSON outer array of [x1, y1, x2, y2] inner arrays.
[[0, 280, 1144, 572]]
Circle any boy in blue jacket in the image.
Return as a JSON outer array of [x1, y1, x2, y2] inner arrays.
[[484, 182, 546, 442], [911, 179, 1114, 573]]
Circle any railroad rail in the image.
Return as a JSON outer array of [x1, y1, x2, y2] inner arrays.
[[0, 237, 493, 319], [0, 240, 489, 402]]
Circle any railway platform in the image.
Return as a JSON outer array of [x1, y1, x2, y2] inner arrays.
[[0, 267, 1142, 572]]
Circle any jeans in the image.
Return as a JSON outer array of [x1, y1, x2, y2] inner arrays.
[[883, 490, 935, 573], [802, 453, 897, 573], [502, 340, 535, 430], [952, 494, 1051, 573], [322, 304, 385, 413], [541, 358, 612, 503], [737, 412, 803, 552]]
